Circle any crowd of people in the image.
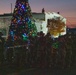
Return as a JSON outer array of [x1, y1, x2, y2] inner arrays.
[[0, 31, 76, 69]]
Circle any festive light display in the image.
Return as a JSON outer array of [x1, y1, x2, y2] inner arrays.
[[8, 0, 37, 41]]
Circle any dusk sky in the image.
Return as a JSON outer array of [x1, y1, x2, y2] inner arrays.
[[0, 0, 76, 27]]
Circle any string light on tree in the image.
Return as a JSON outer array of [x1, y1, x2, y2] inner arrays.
[[8, 0, 37, 42]]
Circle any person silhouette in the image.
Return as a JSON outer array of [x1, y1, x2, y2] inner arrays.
[[0, 32, 5, 66]]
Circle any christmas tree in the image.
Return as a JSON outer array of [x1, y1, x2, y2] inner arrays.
[[8, 0, 37, 42]]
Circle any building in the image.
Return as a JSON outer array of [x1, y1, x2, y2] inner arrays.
[[35, 12, 66, 38], [0, 12, 66, 39], [67, 28, 76, 34]]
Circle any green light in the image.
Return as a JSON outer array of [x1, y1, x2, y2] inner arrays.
[[23, 37, 28, 41], [52, 42, 59, 49], [22, 33, 28, 41]]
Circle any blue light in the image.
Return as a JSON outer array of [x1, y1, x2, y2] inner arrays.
[[23, 33, 27, 37], [22, 33, 28, 41], [18, 20, 20, 23], [26, 18, 28, 21], [10, 31, 14, 35], [10, 31, 14, 41], [22, 5, 24, 9]]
